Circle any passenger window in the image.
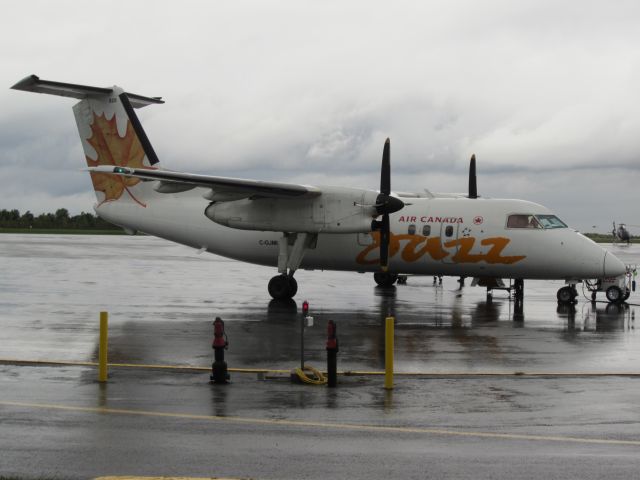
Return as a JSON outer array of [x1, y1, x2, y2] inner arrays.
[[445, 225, 454, 237], [408, 224, 416, 235], [422, 225, 431, 236], [507, 214, 542, 229]]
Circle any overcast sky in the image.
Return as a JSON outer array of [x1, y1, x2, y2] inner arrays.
[[2, 0, 639, 232]]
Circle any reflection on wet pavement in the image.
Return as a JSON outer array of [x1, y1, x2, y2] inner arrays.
[[1, 234, 638, 373]]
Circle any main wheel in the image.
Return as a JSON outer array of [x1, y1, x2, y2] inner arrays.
[[557, 286, 574, 304], [605, 286, 623, 303], [374, 272, 398, 287], [268, 275, 298, 300]]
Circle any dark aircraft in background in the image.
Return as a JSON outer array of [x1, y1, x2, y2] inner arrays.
[[612, 222, 638, 244]]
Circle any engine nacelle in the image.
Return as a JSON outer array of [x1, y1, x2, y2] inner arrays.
[[204, 186, 379, 233]]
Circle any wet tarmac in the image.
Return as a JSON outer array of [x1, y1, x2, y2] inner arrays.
[[1, 234, 640, 479]]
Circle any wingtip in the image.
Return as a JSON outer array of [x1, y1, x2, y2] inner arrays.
[[10, 74, 39, 91]]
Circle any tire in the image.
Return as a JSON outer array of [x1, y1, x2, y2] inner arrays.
[[557, 286, 574, 304], [623, 289, 630, 301], [374, 272, 398, 287], [605, 286, 623, 303], [288, 276, 298, 297], [268, 275, 297, 300]]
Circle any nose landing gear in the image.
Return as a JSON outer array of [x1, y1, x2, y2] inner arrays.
[[557, 285, 578, 304]]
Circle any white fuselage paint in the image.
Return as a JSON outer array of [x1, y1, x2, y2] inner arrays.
[[96, 182, 623, 281]]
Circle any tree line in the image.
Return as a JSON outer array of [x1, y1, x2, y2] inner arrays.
[[0, 208, 119, 230]]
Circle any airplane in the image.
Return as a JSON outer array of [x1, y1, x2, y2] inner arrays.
[[10, 75, 630, 305]]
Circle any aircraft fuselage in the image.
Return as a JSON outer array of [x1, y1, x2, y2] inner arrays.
[[96, 184, 621, 282]]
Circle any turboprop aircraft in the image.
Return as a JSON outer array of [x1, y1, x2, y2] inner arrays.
[[11, 75, 629, 304]]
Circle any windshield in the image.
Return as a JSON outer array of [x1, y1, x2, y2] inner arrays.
[[535, 214, 567, 229], [507, 214, 568, 229], [507, 214, 541, 229]]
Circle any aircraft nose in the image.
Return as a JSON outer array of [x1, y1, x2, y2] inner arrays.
[[603, 251, 626, 277]]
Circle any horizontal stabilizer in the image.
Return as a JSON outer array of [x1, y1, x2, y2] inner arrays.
[[11, 75, 164, 108]]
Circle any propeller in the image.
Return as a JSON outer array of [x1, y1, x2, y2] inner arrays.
[[468, 154, 478, 199], [371, 138, 404, 271]]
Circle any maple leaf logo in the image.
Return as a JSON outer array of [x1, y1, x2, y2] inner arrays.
[[86, 112, 150, 207]]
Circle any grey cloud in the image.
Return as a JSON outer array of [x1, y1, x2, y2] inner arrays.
[[2, 0, 640, 230]]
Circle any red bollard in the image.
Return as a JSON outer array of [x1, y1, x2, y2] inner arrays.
[[326, 320, 338, 388], [211, 317, 229, 384]]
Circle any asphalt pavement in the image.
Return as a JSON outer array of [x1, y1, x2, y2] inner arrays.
[[1, 235, 640, 479]]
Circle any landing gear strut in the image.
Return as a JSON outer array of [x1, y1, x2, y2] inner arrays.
[[513, 278, 524, 300], [513, 278, 525, 316]]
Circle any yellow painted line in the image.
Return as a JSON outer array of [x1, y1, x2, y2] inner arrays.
[[2, 358, 640, 377], [2, 400, 640, 447], [0, 359, 286, 374], [95, 477, 245, 480]]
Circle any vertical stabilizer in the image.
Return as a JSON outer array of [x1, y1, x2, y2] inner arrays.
[[11, 75, 163, 206]]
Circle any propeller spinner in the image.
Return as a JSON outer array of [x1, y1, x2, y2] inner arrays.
[[371, 138, 404, 271]]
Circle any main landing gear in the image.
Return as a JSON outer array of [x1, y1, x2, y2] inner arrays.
[[268, 232, 317, 300], [268, 274, 298, 300], [373, 272, 399, 287]]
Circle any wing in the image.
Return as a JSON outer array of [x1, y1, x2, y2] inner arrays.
[[88, 165, 321, 200]]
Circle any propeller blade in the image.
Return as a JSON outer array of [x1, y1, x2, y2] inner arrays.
[[372, 137, 402, 272], [375, 138, 404, 215], [468, 154, 477, 199], [380, 213, 390, 271], [380, 138, 391, 195]]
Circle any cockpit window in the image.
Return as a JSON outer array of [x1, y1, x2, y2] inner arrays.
[[507, 214, 567, 229], [535, 214, 567, 229], [507, 214, 542, 229]]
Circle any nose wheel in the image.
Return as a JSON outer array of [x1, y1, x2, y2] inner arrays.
[[557, 285, 578, 304]]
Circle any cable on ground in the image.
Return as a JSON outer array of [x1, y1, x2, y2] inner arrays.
[[294, 365, 327, 385]]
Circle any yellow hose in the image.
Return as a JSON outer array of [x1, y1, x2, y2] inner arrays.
[[294, 365, 327, 385]]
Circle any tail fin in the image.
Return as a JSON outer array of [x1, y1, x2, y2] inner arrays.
[[11, 75, 163, 206]]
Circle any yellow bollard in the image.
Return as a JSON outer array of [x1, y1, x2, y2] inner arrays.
[[98, 311, 108, 382], [384, 316, 394, 389]]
